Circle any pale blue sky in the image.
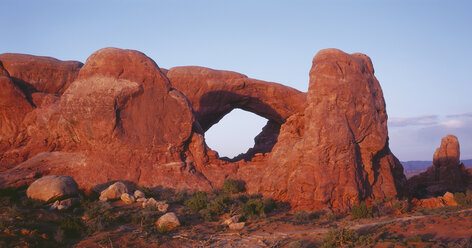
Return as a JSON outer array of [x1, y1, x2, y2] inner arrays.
[[2, 0, 471, 160]]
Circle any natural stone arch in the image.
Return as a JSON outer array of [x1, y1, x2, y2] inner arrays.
[[166, 66, 306, 131], [166, 66, 306, 161]]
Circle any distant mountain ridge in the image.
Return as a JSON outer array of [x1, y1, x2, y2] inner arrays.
[[401, 159, 472, 178]]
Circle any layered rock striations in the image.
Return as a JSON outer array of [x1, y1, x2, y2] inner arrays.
[[408, 135, 470, 197], [0, 47, 407, 211]]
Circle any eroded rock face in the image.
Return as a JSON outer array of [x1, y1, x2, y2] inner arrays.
[[0, 53, 83, 96], [249, 49, 406, 211], [408, 135, 469, 196], [0, 47, 407, 211], [0, 76, 33, 169]]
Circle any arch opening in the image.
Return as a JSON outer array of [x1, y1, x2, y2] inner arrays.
[[204, 108, 281, 162]]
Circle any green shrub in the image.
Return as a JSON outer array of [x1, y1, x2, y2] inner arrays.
[[58, 216, 86, 238], [243, 198, 266, 218], [131, 208, 158, 226], [404, 235, 422, 242], [293, 211, 310, 222], [222, 179, 245, 194], [263, 198, 276, 213], [454, 190, 472, 208], [137, 186, 156, 198], [185, 192, 208, 212], [322, 228, 358, 248], [351, 202, 371, 219]]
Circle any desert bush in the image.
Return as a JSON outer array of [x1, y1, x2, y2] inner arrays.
[[58, 216, 86, 238], [222, 179, 245, 194], [263, 198, 276, 213], [137, 186, 156, 198], [454, 190, 472, 208], [81, 200, 112, 219], [322, 228, 358, 248], [207, 194, 231, 214], [351, 202, 371, 219], [404, 235, 422, 242], [131, 208, 159, 226], [0, 186, 24, 206], [293, 211, 310, 222], [185, 191, 208, 212], [243, 198, 266, 218], [323, 228, 374, 248]]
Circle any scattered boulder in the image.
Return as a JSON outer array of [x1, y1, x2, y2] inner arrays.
[[141, 197, 168, 212], [99, 182, 128, 201], [134, 190, 145, 199], [120, 193, 135, 203], [26, 175, 78, 202], [156, 212, 180, 231]]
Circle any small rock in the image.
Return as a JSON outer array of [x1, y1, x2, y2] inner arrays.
[[142, 197, 158, 208], [27, 175, 79, 202], [156, 212, 180, 231], [157, 202, 169, 213], [99, 182, 128, 201], [134, 190, 145, 199], [229, 222, 245, 231], [121, 193, 135, 204]]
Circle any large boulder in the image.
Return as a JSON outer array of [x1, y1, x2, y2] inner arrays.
[[99, 182, 128, 201], [26, 175, 79, 202], [408, 135, 469, 196], [156, 212, 180, 231]]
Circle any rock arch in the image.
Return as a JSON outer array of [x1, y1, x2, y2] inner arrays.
[[167, 66, 306, 161], [166, 66, 306, 131]]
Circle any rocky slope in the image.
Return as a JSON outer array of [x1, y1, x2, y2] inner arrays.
[[0, 47, 407, 211]]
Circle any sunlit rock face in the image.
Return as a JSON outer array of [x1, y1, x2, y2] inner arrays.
[[0, 47, 407, 211], [408, 134, 470, 197]]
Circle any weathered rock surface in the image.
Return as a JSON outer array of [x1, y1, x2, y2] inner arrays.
[[408, 135, 469, 197], [0, 53, 83, 96], [156, 212, 180, 230], [0, 47, 408, 211], [26, 175, 78, 202], [100, 182, 128, 201], [134, 190, 145, 199], [120, 193, 136, 203], [248, 49, 406, 210], [0, 75, 33, 170]]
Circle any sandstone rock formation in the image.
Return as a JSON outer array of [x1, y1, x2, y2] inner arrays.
[[0, 47, 407, 211], [249, 49, 406, 210], [408, 135, 469, 197], [26, 175, 78, 202], [0, 53, 83, 96]]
